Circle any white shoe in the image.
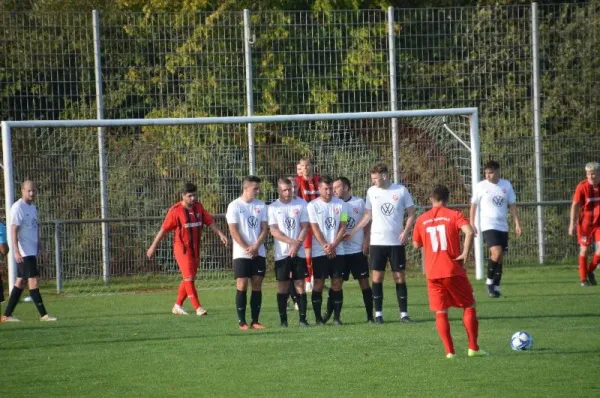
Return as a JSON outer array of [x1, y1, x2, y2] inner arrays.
[[40, 314, 57, 322], [294, 302, 300, 311], [172, 304, 189, 315], [1, 315, 21, 323], [196, 307, 208, 316], [23, 296, 33, 302], [305, 282, 313, 293]]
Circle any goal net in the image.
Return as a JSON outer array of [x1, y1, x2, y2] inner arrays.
[[1, 109, 482, 295]]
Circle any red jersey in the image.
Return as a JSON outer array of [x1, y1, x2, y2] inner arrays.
[[573, 179, 600, 229], [413, 206, 469, 280], [161, 202, 214, 258], [296, 174, 320, 202]]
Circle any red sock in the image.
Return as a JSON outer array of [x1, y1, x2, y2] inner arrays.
[[305, 257, 313, 283], [579, 256, 588, 281], [588, 254, 600, 273], [463, 307, 479, 351], [184, 281, 201, 310], [175, 282, 186, 306], [435, 312, 454, 355]]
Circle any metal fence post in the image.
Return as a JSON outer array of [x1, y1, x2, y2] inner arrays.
[[93, 10, 110, 281], [531, 2, 545, 264], [387, 6, 400, 184], [55, 221, 62, 294], [243, 9, 256, 176]]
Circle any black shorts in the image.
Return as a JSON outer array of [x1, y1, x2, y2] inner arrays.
[[312, 255, 346, 280], [275, 256, 308, 281], [482, 230, 509, 252], [369, 245, 406, 272], [17, 256, 40, 279], [342, 252, 369, 281], [233, 257, 266, 279]]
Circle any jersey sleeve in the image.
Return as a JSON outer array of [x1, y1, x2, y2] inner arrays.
[[267, 205, 277, 226], [300, 204, 309, 224], [307, 203, 318, 223], [507, 182, 517, 205], [200, 205, 214, 226], [365, 189, 372, 210], [225, 202, 238, 224], [455, 211, 470, 230], [470, 183, 481, 204], [573, 184, 585, 205], [403, 189, 415, 208], [412, 219, 423, 247], [0, 222, 7, 244], [161, 208, 178, 232], [10, 205, 23, 226]]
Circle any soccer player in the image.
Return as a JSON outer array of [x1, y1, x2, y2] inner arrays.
[[333, 176, 374, 323], [413, 185, 486, 358], [568, 161, 600, 286], [286, 175, 302, 310], [147, 182, 228, 316], [470, 160, 522, 298], [226, 176, 269, 330], [1, 181, 56, 323], [1, 219, 8, 307], [296, 157, 320, 292], [307, 176, 348, 325], [348, 163, 415, 324], [268, 178, 310, 327]]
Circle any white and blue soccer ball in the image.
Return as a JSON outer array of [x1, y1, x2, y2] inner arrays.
[[510, 331, 533, 351]]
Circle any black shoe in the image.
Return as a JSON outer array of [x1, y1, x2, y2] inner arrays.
[[315, 318, 326, 326], [400, 316, 413, 323], [588, 271, 597, 286], [487, 284, 496, 298], [332, 319, 343, 326], [299, 320, 310, 327], [322, 310, 333, 324], [375, 316, 384, 324], [280, 321, 288, 328], [366, 318, 375, 324]]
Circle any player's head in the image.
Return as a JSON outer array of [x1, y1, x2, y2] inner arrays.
[[299, 157, 313, 177], [585, 162, 600, 184], [180, 182, 197, 206], [285, 175, 298, 198], [242, 175, 261, 200], [296, 162, 303, 177], [333, 176, 351, 199], [318, 175, 333, 201], [21, 180, 37, 203], [370, 163, 390, 188], [429, 184, 450, 206], [277, 178, 294, 203], [484, 160, 501, 183]]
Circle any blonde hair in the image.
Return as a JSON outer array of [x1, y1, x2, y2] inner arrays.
[[585, 162, 600, 172]]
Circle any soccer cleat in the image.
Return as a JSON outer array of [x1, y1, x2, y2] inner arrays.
[[251, 322, 265, 329], [468, 348, 488, 357], [375, 316, 384, 324], [332, 319, 343, 326], [1, 315, 21, 323], [299, 320, 310, 327], [446, 353, 456, 359], [366, 318, 375, 324], [487, 284, 496, 298], [172, 304, 189, 315], [322, 310, 333, 324], [588, 271, 597, 286], [581, 280, 590, 287], [400, 316, 413, 323], [294, 302, 300, 311], [40, 314, 57, 322], [280, 321, 288, 328], [239, 322, 250, 331], [195, 307, 208, 316], [315, 318, 326, 326]]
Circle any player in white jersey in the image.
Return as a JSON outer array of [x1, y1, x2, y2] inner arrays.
[[470, 160, 522, 298], [307, 176, 349, 325], [2, 181, 56, 323], [268, 178, 311, 327], [348, 163, 415, 324], [332, 177, 374, 323], [226, 176, 269, 330]]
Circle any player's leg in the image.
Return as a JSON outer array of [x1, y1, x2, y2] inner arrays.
[[445, 275, 485, 356], [490, 244, 505, 296], [483, 230, 503, 297], [1, 275, 25, 322], [311, 256, 327, 324], [28, 275, 55, 321], [358, 275, 374, 323], [234, 259, 251, 329], [249, 257, 266, 329], [275, 259, 291, 327], [288, 272, 298, 310], [391, 245, 410, 322], [427, 279, 454, 357], [328, 256, 346, 325], [586, 232, 600, 286], [292, 257, 309, 326], [304, 232, 314, 292], [370, 246, 387, 324], [173, 280, 188, 314]]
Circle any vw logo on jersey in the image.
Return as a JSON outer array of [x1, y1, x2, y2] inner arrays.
[[247, 216, 259, 228], [30, 218, 38, 229], [381, 203, 395, 216], [284, 217, 296, 231], [347, 217, 356, 230], [492, 196, 505, 207], [324, 217, 336, 230]]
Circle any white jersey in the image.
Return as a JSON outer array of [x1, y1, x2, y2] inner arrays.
[[365, 183, 414, 246], [307, 197, 349, 257], [471, 179, 516, 232], [10, 198, 39, 257], [226, 198, 268, 260], [268, 198, 309, 261], [342, 196, 366, 255]]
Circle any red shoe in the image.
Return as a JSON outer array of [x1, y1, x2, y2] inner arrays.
[[251, 322, 265, 329], [239, 323, 250, 330]]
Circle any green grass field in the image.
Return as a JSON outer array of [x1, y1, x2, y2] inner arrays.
[[2, 265, 599, 397]]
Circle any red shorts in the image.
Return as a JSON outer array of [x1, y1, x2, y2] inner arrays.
[[304, 229, 313, 250], [427, 274, 475, 312], [175, 252, 200, 279], [577, 226, 600, 247]]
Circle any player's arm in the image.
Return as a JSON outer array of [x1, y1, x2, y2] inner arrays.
[[1, 223, 9, 256], [147, 229, 168, 258], [509, 204, 522, 236], [248, 221, 269, 256], [147, 210, 177, 258], [208, 223, 228, 246], [269, 223, 296, 245], [412, 224, 423, 249], [455, 223, 474, 266], [332, 221, 348, 249], [362, 220, 371, 255], [11, 224, 23, 263], [347, 209, 372, 239], [469, 203, 478, 236], [569, 187, 583, 236], [310, 222, 330, 254], [228, 223, 250, 250], [399, 206, 415, 245]]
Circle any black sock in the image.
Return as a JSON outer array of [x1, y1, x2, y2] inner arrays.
[[326, 288, 334, 317], [29, 288, 47, 317], [277, 293, 289, 324], [372, 282, 383, 312], [288, 283, 298, 304], [333, 289, 343, 321], [494, 263, 503, 286], [298, 293, 308, 322], [312, 290, 323, 321], [396, 283, 408, 313], [236, 290, 247, 324], [362, 287, 374, 320], [487, 259, 498, 281], [3, 286, 23, 317], [250, 290, 262, 324]]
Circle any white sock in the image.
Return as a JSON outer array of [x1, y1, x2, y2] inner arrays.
[[375, 311, 383, 318], [400, 312, 409, 318], [486, 278, 494, 286]]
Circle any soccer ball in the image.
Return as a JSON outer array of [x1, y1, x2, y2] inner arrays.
[[510, 331, 533, 351]]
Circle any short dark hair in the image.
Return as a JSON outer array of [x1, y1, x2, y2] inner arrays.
[[318, 175, 333, 185], [370, 163, 389, 174], [334, 176, 351, 190], [431, 184, 450, 202], [181, 182, 197, 194], [484, 160, 500, 171], [243, 175, 262, 184], [299, 156, 313, 164], [278, 177, 292, 186]]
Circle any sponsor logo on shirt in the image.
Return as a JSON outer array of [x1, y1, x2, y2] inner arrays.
[[184, 222, 203, 228], [324, 217, 337, 230], [492, 196, 505, 207], [381, 203, 395, 216], [347, 217, 356, 230], [247, 216, 259, 228], [284, 217, 296, 231]]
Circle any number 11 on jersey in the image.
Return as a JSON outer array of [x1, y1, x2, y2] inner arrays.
[[426, 225, 447, 252]]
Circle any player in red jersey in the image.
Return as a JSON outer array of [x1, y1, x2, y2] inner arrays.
[[568, 162, 600, 286], [413, 185, 486, 358], [147, 182, 228, 315], [295, 157, 320, 291]]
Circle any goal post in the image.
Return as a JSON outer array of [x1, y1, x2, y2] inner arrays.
[[2, 108, 483, 293]]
